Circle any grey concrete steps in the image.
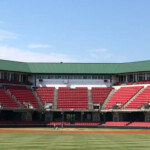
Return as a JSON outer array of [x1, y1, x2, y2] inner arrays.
[[88, 89, 93, 110], [31, 89, 43, 109], [123, 86, 146, 109], [102, 88, 116, 109], [3, 87, 23, 108], [53, 88, 58, 109]]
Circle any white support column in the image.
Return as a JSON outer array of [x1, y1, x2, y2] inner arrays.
[[145, 73, 148, 80], [19, 74, 22, 82], [9, 73, 11, 81], [135, 74, 138, 82], [126, 75, 128, 83]]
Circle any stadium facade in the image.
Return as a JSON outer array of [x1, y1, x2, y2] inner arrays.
[[0, 59, 150, 127]]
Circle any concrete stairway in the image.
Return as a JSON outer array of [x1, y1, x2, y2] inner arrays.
[[3, 87, 23, 108], [122, 86, 145, 109], [31, 89, 43, 109], [101, 88, 116, 109], [53, 88, 58, 109], [88, 89, 93, 109]]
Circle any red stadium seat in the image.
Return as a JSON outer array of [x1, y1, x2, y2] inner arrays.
[[105, 86, 143, 109], [104, 121, 130, 126], [0, 88, 19, 108], [34, 87, 55, 104], [126, 86, 150, 109], [75, 121, 101, 126], [92, 87, 113, 104], [57, 87, 88, 109], [4, 85, 40, 108], [128, 122, 150, 127]]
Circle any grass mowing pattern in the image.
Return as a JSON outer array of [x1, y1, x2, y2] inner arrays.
[[0, 132, 150, 150]]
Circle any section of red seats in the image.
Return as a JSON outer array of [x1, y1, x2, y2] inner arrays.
[[105, 86, 143, 109], [58, 87, 88, 109]]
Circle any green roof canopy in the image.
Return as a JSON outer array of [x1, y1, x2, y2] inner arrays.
[[0, 59, 150, 74]]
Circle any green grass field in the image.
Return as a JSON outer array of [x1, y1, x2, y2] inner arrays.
[[0, 128, 150, 150]]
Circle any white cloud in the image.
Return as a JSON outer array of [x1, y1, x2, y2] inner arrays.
[[28, 44, 51, 49], [88, 48, 112, 59], [86, 48, 129, 63], [0, 29, 18, 41], [0, 45, 75, 62]]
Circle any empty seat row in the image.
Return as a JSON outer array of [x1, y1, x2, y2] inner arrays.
[[104, 121, 130, 126], [105, 86, 143, 109], [58, 87, 88, 109], [92, 87, 113, 104], [34, 87, 55, 104], [126, 86, 150, 109], [75, 121, 101, 126], [128, 122, 150, 127], [0, 88, 19, 108], [4, 85, 39, 108]]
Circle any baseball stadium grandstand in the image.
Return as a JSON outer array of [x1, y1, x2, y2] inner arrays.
[[1, 59, 150, 128]]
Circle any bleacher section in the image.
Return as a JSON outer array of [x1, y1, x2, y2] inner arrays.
[[104, 121, 130, 126], [0, 79, 32, 85], [105, 86, 143, 109], [126, 82, 134, 85], [92, 87, 113, 104], [11, 80, 20, 84], [4, 85, 40, 108], [0, 79, 10, 83], [75, 121, 101, 126], [23, 81, 32, 85], [0, 88, 19, 108], [126, 86, 150, 109], [136, 80, 150, 84], [57, 87, 88, 109], [34, 87, 55, 104], [128, 122, 150, 127]]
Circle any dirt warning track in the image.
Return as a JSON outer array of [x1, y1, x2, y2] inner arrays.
[[0, 129, 150, 134]]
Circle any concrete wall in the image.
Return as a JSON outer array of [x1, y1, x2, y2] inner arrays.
[[36, 79, 111, 88]]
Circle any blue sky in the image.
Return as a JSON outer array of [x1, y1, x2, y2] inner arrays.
[[0, 0, 150, 62]]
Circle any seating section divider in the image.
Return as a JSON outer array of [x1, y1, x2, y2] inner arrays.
[[34, 87, 55, 104], [92, 87, 113, 104], [58, 87, 88, 109], [128, 122, 150, 127], [0, 88, 19, 108], [4, 85, 39, 108], [75, 121, 101, 126], [126, 86, 150, 109], [104, 121, 130, 126], [105, 86, 143, 109]]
